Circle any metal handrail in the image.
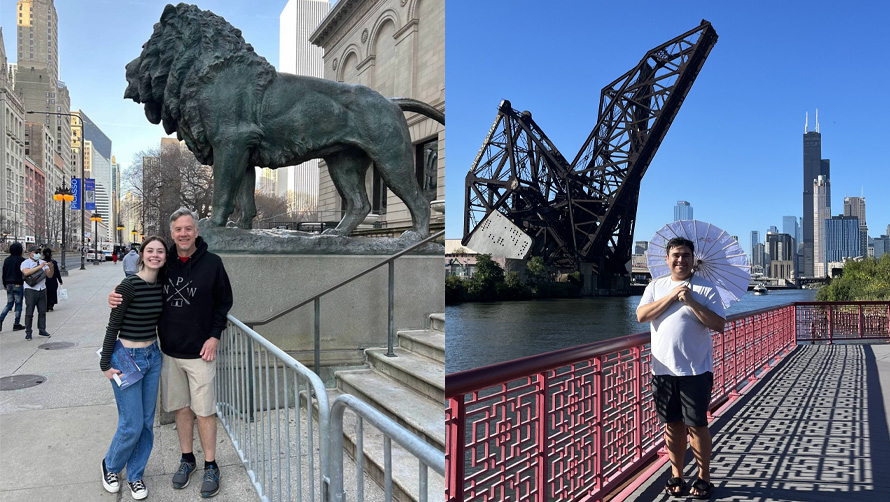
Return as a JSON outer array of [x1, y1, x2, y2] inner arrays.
[[246, 230, 444, 372]]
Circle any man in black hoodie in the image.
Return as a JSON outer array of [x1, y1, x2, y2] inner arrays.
[[110, 208, 233, 497], [2, 242, 27, 331]]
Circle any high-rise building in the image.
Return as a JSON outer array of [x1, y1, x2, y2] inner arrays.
[[75, 111, 115, 241], [277, 0, 330, 215], [752, 242, 766, 275], [873, 235, 889, 259], [14, 0, 72, 185], [674, 200, 693, 221], [766, 232, 795, 280], [825, 215, 860, 264], [813, 175, 831, 277], [843, 196, 868, 258], [634, 241, 648, 255], [782, 216, 800, 275], [802, 111, 830, 277], [750, 230, 759, 263], [1, 29, 27, 240]]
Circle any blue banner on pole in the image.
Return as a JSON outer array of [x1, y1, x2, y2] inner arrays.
[[85, 179, 96, 211], [71, 178, 81, 210]]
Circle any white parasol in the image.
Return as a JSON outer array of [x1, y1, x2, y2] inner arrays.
[[646, 220, 751, 308]]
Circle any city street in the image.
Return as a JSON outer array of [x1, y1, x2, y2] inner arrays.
[[0, 260, 260, 501]]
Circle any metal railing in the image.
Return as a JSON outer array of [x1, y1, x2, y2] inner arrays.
[[247, 230, 445, 373], [217, 315, 331, 502], [794, 301, 890, 343], [445, 301, 890, 502], [330, 394, 446, 502]]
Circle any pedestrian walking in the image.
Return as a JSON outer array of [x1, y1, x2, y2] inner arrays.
[[112, 250, 118, 264], [42, 248, 63, 311], [122, 245, 140, 277], [1, 241, 26, 332], [637, 237, 725, 499], [100, 235, 167, 500], [110, 208, 233, 498], [21, 245, 54, 340]]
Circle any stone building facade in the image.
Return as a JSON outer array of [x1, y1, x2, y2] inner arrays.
[[309, 0, 444, 235]]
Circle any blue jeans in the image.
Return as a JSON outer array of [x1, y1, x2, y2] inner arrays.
[[104, 342, 163, 482], [1, 284, 23, 324]]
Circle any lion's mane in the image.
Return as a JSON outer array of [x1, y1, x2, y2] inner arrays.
[[125, 3, 276, 164]]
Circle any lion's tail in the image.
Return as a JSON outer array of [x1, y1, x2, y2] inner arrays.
[[391, 98, 445, 125]]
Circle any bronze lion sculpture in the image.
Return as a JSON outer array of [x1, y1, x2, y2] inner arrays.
[[124, 3, 443, 237]]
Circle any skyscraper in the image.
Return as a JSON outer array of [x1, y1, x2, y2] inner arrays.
[[674, 200, 693, 221], [825, 215, 860, 264], [843, 196, 868, 258], [802, 111, 830, 277], [813, 175, 831, 277], [782, 216, 800, 275], [750, 230, 759, 263], [277, 0, 330, 215]]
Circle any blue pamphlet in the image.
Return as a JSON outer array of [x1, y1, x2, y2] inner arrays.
[[97, 340, 144, 390]]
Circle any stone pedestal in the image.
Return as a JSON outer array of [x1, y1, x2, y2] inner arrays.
[[218, 253, 444, 374]]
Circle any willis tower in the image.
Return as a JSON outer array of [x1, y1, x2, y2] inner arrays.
[[802, 111, 830, 278]]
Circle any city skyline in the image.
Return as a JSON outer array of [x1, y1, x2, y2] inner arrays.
[[444, 0, 890, 261]]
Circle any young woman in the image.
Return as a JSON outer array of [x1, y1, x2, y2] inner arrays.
[[41, 248, 62, 311], [99, 236, 167, 500]]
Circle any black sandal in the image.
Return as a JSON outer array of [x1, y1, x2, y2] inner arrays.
[[664, 476, 686, 497], [690, 478, 714, 499]]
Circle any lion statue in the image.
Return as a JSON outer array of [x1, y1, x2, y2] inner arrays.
[[124, 3, 444, 237]]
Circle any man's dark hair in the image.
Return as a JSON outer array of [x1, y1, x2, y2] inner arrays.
[[665, 237, 695, 255], [9, 242, 23, 256]]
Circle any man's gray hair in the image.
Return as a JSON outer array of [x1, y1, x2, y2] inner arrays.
[[170, 207, 199, 227]]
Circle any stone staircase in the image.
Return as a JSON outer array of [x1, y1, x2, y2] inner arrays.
[[329, 313, 445, 502]]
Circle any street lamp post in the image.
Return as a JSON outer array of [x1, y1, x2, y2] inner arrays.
[[90, 211, 103, 265], [116, 222, 124, 245], [27, 110, 87, 270], [52, 185, 74, 276], [130, 228, 137, 246]]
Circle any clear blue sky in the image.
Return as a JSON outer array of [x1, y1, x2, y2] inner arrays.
[[1, 0, 290, 175], [445, 0, 890, 258]]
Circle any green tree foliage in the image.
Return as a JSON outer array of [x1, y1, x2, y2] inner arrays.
[[445, 275, 468, 303], [468, 254, 505, 301], [816, 254, 890, 301]]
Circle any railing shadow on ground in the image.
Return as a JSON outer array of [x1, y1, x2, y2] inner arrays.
[[637, 344, 890, 501]]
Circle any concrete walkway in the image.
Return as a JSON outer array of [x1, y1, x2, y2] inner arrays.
[[0, 261, 261, 501], [629, 343, 890, 501]]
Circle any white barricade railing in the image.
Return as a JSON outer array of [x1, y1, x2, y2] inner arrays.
[[218, 315, 331, 502], [330, 394, 445, 502]]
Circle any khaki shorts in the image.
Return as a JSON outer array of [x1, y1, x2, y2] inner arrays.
[[161, 355, 217, 417]]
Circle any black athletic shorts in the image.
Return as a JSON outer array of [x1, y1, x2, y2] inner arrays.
[[651, 372, 713, 427]]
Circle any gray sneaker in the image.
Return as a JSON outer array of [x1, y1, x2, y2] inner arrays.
[[172, 459, 196, 489], [200, 466, 220, 498]]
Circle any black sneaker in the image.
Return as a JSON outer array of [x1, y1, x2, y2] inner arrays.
[[172, 459, 196, 489], [101, 459, 120, 493], [38, 332, 51, 338], [13, 324, 25, 331], [200, 465, 220, 498], [25, 334, 32, 341], [128, 479, 148, 500]]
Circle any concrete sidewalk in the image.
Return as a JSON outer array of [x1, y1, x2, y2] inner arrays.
[[0, 261, 260, 501]]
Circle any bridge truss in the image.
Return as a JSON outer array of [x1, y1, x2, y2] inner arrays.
[[463, 21, 718, 286]]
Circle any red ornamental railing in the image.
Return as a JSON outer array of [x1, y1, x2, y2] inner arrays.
[[445, 301, 890, 502]]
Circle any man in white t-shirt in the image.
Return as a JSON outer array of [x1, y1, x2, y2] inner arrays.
[[21, 245, 54, 341], [637, 237, 725, 498]]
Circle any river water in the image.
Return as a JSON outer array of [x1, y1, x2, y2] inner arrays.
[[446, 289, 818, 373]]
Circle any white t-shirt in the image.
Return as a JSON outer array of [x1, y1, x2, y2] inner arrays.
[[21, 258, 49, 291], [638, 275, 725, 376]]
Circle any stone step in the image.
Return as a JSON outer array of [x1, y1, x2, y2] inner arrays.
[[429, 312, 444, 332], [327, 388, 445, 502], [336, 368, 445, 450], [398, 329, 445, 364], [365, 348, 444, 403]]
